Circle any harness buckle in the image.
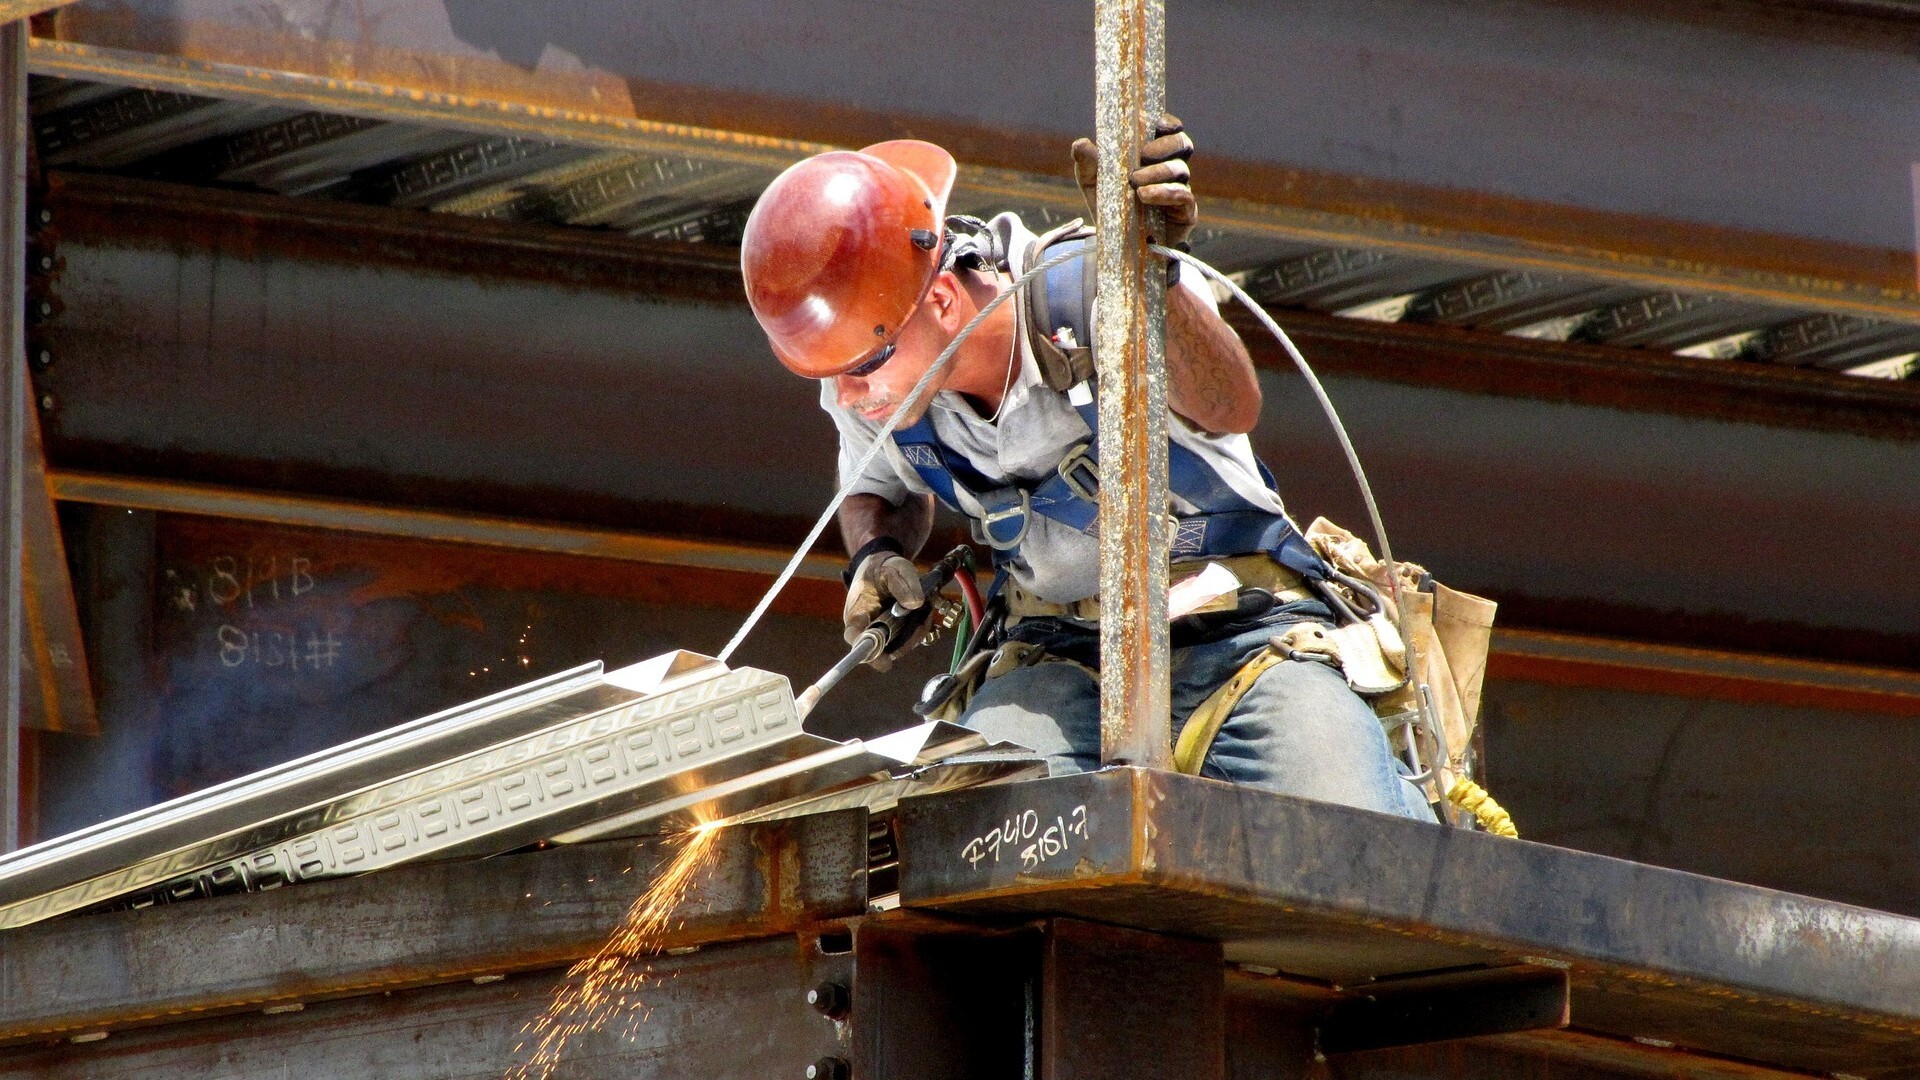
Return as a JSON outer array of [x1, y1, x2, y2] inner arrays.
[[1057, 444, 1100, 503], [971, 488, 1032, 551], [1169, 515, 1205, 557]]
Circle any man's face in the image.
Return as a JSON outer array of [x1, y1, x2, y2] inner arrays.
[[830, 287, 952, 427]]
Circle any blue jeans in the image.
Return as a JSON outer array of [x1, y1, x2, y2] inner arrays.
[[959, 620, 1436, 821]]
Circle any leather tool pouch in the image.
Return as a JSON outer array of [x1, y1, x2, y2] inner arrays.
[[1303, 517, 1498, 807]]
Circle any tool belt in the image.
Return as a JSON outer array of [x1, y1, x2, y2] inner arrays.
[[1168, 518, 1515, 836], [1002, 553, 1314, 623]]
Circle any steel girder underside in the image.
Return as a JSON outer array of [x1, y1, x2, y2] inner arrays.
[[1, 773, 1916, 1080]]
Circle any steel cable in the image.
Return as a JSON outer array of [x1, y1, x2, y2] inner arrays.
[[1160, 245, 1440, 787]]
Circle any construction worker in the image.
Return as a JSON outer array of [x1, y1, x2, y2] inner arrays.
[[740, 125, 1433, 821]]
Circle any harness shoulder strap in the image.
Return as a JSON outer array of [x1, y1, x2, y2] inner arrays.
[[1022, 222, 1097, 392], [892, 414, 993, 509], [889, 216, 1331, 578]]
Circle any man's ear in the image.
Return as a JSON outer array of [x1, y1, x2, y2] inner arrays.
[[926, 271, 965, 331]]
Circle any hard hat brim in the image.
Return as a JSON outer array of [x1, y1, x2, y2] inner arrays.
[[859, 140, 956, 222]]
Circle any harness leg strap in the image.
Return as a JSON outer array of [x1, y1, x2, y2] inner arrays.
[[1172, 646, 1288, 775]]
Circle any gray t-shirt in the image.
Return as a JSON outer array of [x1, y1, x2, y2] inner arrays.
[[823, 214, 1291, 604]]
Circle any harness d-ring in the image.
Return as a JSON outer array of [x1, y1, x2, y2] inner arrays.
[[973, 488, 1032, 550]]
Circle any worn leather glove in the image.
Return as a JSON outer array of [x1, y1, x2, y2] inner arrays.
[[843, 550, 926, 670], [1070, 112, 1197, 248]]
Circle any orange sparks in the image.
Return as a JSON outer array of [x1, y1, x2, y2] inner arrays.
[[505, 824, 723, 1080]]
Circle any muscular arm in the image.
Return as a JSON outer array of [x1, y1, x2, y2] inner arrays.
[[838, 491, 936, 560], [1165, 280, 1262, 435]]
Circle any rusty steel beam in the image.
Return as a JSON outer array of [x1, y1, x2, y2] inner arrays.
[[0, 934, 854, 1080], [895, 769, 1920, 1078], [1338, 1028, 1819, 1080], [24, 21, 1920, 326], [1092, 0, 1171, 769], [18, 405, 92, 734], [41, 169, 745, 304], [1489, 628, 1920, 718], [0, 807, 868, 1045], [25, 37, 833, 171], [48, 470, 844, 586], [45, 469, 1920, 718], [1, 19, 24, 853], [36, 168, 1920, 444], [46, 169, 1920, 446], [1248, 307, 1920, 444]]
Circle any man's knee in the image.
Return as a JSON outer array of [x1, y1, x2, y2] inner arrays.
[[1238, 659, 1383, 744], [959, 660, 1101, 775], [1197, 657, 1428, 818]]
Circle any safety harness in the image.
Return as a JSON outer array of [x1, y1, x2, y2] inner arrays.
[[890, 220, 1520, 837], [890, 224, 1328, 583]]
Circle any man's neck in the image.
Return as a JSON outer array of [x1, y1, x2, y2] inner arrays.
[[942, 285, 1019, 417]]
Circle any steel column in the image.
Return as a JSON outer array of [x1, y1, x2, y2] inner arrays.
[[1, 19, 25, 853], [851, 917, 1039, 1079], [18, 405, 95, 734], [1042, 917, 1223, 1079], [1092, 0, 1171, 768]]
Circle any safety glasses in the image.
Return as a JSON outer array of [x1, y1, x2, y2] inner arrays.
[[843, 341, 897, 379]]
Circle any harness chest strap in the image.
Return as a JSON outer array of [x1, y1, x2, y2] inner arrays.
[[892, 390, 1325, 576]]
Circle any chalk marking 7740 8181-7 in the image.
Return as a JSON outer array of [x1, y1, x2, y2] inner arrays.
[[960, 804, 1088, 872]]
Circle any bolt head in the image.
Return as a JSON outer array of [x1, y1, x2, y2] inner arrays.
[[806, 981, 850, 1018]]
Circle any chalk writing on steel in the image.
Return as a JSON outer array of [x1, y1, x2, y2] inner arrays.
[[216, 626, 343, 670], [178, 554, 317, 612], [959, 804, 1088, 872], [165, 552, 340, 675]]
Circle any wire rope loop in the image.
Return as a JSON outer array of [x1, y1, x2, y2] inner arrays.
[[1156, 243, 1430, 770]]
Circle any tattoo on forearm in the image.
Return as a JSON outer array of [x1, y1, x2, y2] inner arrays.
[[1171, 314, 1237, 411], [1166, 293, 1257, 431]]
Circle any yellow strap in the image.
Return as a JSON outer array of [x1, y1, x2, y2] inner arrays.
[[1173, 645, 1519, 841], [1447, 777, 1519, 838], [1173, 647, 1286, 774]]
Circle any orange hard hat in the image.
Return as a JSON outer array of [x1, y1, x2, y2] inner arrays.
[[741, 140, 958, 378]]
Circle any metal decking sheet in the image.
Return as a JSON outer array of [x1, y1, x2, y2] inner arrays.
[[0, 651, 996, 929]]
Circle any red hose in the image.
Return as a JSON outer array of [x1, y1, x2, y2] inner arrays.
[[956, 569, 986, 627]]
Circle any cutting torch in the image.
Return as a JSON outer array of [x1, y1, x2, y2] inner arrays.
[[794, 546, 973, 721]]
